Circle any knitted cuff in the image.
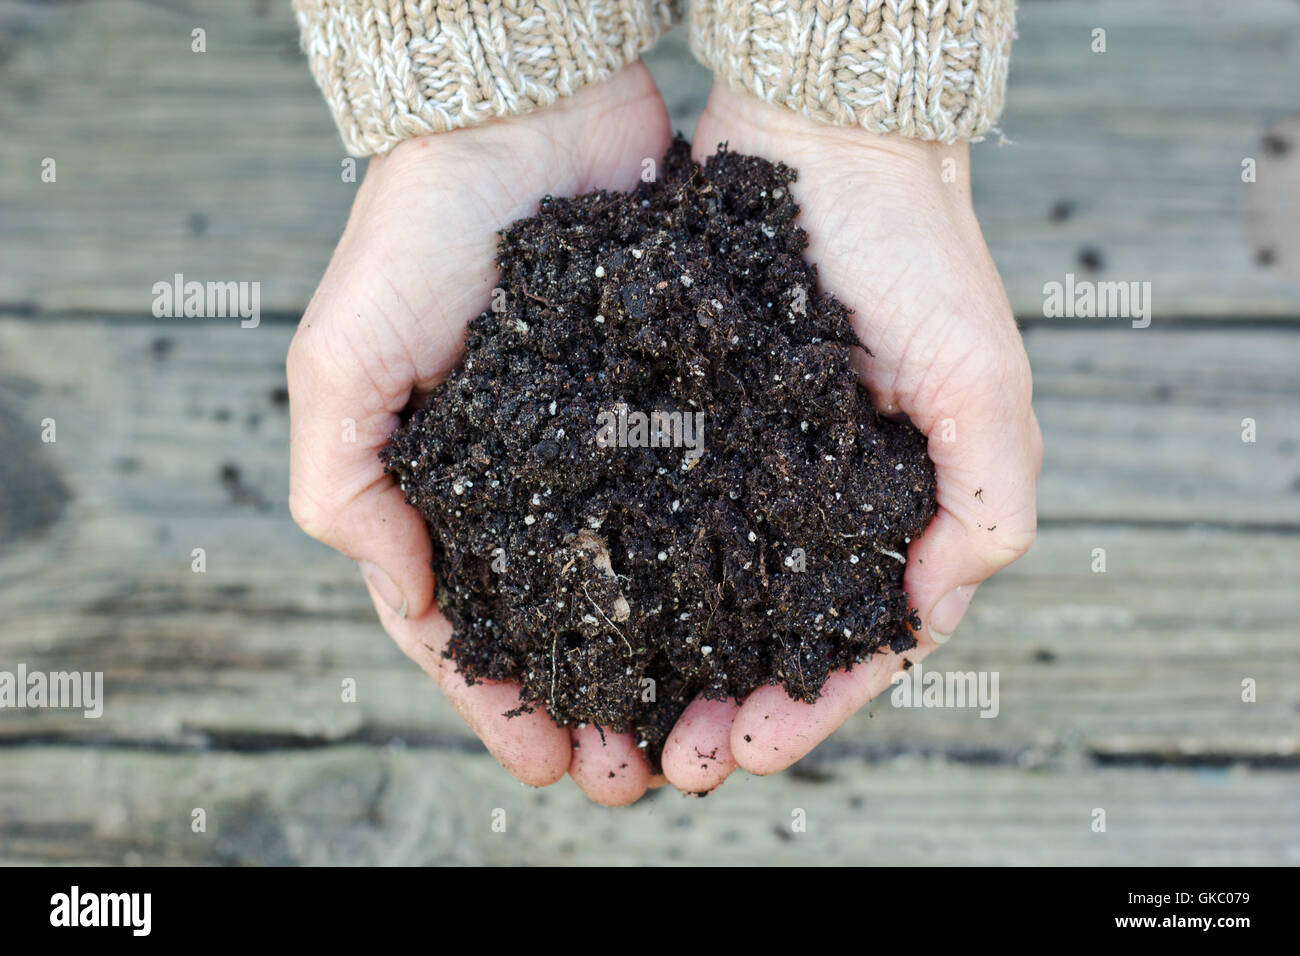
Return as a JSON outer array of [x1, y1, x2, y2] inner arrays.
[[295, 0, 681, 156], [690, 0, 1016, 143]]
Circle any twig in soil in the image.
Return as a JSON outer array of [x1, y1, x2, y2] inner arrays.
[[523, 288, 558, 309]]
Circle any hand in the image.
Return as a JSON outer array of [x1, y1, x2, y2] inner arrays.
[[287, 64, 673, 804], [657, 84, 1043, 794]]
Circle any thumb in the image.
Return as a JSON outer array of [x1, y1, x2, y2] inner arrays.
[[286, 312, 436, 620], [903, 371, 1042, 645]]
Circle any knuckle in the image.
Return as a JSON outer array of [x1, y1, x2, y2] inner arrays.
[[933, 344, 1032, 419], [990, 346, 1034, 412], [287, 485, 335, 544], [286, 308, 350, 399], [285, 323, 319, 393], [983, 519, 1037, 571], [1029, 416, 1046, 475]]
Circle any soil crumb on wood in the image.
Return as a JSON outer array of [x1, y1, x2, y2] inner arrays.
[[381, 137, 936, 772]]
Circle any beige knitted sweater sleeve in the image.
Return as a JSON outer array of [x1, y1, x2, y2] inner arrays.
[[691, 0, 1016, 142], [295, 0, 1015, 156], [293, 0, 681, 155]]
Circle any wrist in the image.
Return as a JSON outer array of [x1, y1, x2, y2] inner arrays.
[[699, 82, 971, 196]]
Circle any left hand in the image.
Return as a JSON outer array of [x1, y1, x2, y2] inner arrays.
[[657, 83, 1043, 794]]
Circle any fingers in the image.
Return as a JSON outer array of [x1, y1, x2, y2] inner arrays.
[[287, 314, 439, 619], [731, 650, 918, 775], [368, 587, 572, 787], [905, 399, 1042, 642], [661, 697, 739, 793], [729, 333, 1037, 779], [568, 725, 651, 806], [856, 317, 1041, 642]]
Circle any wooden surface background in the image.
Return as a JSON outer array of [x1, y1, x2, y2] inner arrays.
[[0, 0, 1297, 865]]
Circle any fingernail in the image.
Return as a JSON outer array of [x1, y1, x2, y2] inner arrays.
[[359, 561, 407, 619], [928, 585, 977, 644]]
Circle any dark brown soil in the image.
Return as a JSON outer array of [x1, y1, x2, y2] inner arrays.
[[381, 137, 936, 772]]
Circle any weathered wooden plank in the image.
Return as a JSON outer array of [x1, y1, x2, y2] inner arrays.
[[0, 0, 350, 316], [1, 320, 1296, 761], [984, 0, 1300, 318], [5, 522, 1294, 761], [1, 747, 1295, 865], [1, 1, 1298, 317], [1026, 325, 1300, 527], [2, 0, 1295, 864], [3, 321, 1295, 527]]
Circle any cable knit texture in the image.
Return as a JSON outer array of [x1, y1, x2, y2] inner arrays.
[[691, 0, 1016, 142], [295, 0, 681, 155]]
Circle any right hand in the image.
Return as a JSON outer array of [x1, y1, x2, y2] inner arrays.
[[286, 64, 672, 805]]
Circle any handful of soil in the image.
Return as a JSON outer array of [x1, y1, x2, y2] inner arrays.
[[382, 138, 936, 772]]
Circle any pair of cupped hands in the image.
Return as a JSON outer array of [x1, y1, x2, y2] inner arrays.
[[286, 64, 1042, 804]]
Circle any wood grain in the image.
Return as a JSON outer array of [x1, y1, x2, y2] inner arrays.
[[1, 321, 1295, 766], [1, 0, 1298, 317], [1, 0, 1298, 864], [2, 747, 1296, 865]]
